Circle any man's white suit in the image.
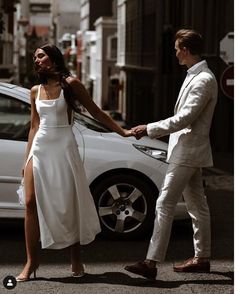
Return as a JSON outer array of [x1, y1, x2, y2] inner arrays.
[[147, 60, 218, 167], [145, 60, 218, 262]]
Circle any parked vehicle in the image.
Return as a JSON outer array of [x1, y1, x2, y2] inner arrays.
[[0, 82, 188, 239]]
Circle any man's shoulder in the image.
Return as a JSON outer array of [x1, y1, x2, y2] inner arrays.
[[189, 70, 217, 93], [198, 68, 216, 82]]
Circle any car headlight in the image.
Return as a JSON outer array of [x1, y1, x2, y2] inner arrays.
[[133, 144, 167, 162]]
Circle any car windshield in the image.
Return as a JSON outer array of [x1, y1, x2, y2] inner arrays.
[[74, 112, 111, 133]]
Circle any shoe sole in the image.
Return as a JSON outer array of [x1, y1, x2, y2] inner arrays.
[[174, 267, 210, 273], [125, 267, 156, 280], [71, 273, 85, 278]]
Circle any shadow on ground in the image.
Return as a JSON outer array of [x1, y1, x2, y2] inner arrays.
[[30, 270, 234, 288]]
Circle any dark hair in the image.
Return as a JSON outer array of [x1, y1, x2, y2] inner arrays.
[[175, 29, 203, 55], [34, 43, 81, 112]]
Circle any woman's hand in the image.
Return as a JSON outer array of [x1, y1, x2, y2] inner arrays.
[[123, 129, 136, 137]]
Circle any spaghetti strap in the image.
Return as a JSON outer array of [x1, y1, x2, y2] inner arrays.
[[36, 84, 42, 100]]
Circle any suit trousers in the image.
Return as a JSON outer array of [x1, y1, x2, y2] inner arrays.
[[146, 163, 211, 263]]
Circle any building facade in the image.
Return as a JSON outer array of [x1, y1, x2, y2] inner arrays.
[[80, 0, 117, 108], [80, 0, 113, 32], [94, 17, 118, 109], [0, 0, 19, 83], [51, 0, 81, 46]]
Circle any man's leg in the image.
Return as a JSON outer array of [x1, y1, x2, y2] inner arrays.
[[183, 168, 211, 257], [146, 163, 196, 262], [173, 168, 211, 272], [125, 163, 197, 279]]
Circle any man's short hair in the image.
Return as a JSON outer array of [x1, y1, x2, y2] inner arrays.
[[175, 29, 203, 55]]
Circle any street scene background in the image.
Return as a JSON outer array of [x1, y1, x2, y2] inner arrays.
[[0, 0, 234, 293]]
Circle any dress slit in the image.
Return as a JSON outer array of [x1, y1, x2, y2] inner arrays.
[[24, 152, 38, 203]]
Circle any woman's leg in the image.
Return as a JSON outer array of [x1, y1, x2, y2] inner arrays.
[[17, 159, 40, 279], [70, 242, 84, 275]]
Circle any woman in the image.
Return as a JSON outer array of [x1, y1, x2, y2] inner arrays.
[[16, 44, 133, 281]]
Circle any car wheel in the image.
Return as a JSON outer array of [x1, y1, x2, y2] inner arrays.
[[92, 174, 157, 240]]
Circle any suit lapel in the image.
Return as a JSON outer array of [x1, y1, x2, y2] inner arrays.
[[174, 70, 203, 113]]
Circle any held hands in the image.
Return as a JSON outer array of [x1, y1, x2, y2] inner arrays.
[[131, 125, 147, 140], [122, 125, 147, 139]]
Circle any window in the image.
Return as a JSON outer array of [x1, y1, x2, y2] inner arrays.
[[74, 112, 110, 133], [0, 95, 31, 141], [107, 34, 117, 60], [110, 37, 117, 59]]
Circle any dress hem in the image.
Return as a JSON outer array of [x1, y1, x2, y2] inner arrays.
[[41, 228, 101, 250]]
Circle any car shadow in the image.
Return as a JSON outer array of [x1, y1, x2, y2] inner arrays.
[[34, 271, 233, 288]]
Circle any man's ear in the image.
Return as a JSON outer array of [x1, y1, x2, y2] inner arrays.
[[182, 47, 188, 54]]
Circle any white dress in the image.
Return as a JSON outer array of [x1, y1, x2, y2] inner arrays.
[[25, 84, 101, 249]]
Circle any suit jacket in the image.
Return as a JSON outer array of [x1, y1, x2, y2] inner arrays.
[[147, 60, 218, 167]]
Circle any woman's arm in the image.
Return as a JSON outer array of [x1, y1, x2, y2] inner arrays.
[[67, 77, 133, 137], [22, 86, 40, 175]]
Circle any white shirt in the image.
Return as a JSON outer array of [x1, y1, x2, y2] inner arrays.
[[177, 60, 207, 101]]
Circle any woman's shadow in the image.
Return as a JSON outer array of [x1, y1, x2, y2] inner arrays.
[[35, 270, 234, 288]]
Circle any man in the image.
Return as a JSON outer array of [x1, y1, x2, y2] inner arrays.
[[125, 29, 218, 280]]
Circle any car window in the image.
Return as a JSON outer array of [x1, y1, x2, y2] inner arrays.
[[74, 112, 111, 133], [0, 94, 31, 141]]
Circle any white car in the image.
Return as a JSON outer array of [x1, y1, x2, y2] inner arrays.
[[0, 82, 188, 239]]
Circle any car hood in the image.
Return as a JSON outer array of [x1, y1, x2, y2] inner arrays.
[[100, 132, 168, 150]]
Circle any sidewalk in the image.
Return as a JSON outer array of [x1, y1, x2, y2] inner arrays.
[[212, 151, 234, 174], [203, 151, 234, 175], [202, 152, 234, 192]]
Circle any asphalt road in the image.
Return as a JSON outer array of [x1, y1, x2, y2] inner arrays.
[[0, 174, 233, 294]]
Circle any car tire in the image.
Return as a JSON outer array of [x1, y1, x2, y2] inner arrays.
[[92, 173, 157, 240]]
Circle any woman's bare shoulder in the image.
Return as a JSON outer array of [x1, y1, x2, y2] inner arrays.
[[31, 84, 40, 93], [30, 85, 40, 99]]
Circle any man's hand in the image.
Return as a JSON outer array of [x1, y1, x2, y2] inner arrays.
[[132, 125, 147, 140]]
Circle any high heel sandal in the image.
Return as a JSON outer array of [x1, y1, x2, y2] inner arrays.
[[16, 265, 39, 282], [71, 264, 85, 277]]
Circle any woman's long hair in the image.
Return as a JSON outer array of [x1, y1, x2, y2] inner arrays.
[[34, 43, 81, 112]]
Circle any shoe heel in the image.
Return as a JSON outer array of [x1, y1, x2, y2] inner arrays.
[[71, 263, 85, 277]]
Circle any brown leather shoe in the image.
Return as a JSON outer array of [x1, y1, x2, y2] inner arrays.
[[173, 257, 210, 273], [124, 261, 157, 280]]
